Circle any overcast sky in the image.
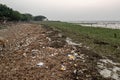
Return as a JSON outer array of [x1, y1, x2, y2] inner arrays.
[[0, 0, 120, 21]]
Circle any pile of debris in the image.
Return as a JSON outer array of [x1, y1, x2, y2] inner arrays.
[[0, 23, 119, 80]]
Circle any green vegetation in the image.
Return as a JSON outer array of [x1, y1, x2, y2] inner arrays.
[[33, 16, 47, 21], [20, 13, 33, 21], [0, 4, 47, 22], [41, 21, 120, 62]]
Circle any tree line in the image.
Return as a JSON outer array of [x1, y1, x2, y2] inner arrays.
[[0, 4, 47, 23]]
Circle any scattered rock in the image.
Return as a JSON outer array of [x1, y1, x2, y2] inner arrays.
[[0, 23, 116, 80], [23, 53, 27, 57]]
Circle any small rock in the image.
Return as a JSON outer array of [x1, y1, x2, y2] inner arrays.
[[58, 33, 63, 37], [50, 54, 54, 56], [54, 52, 58, 55], [74, 64, 77, 67], [23, 53, 27, 57], [46, 37, 51, 41], [42, 46, 45, 48], [86, 75, 91, 78], [71, 50, 75, 53]]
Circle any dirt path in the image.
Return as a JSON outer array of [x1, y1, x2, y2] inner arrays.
[[0, 23, 119, 80]]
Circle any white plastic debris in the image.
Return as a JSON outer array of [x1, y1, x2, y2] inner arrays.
[[100, 59, 120, 65], [60, 65, 66, 71], [74, 64, 77, 67], [50, 53, 58, 57], [83, 45, 90, 50], [97, 58, 120, 80], [37, 62, 44, 67], [31, 49, 40, 53], [74, 53, 78, 56], [77, 54, 85, 60], [99, 69, 112, 78], [74, 70, 77, 74], [66, 37, 82, 46], [68, 54, 76, 60]]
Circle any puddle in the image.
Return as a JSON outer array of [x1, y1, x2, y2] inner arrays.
[[97, 58, 120, 80]]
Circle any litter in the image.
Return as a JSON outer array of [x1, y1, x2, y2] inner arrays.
[[66, 37, 82, 46], [74, 64, 77, 67], [68, 54, 76, 60], [60, 65, 66, 71], [97, 58, 120, 80], [37, 62, 44, 67]]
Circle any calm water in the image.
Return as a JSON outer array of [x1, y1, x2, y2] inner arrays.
[[70, 21, 120, 29]]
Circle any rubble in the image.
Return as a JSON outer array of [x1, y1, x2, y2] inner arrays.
[[97, 58, 120, 80], [0, 23, 117, 80]]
